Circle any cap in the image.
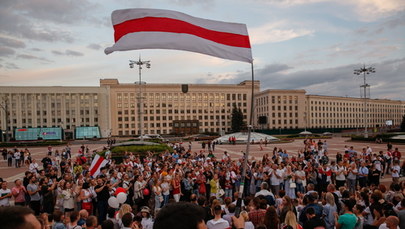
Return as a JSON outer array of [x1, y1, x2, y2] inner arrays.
[[140, 206, 151, 214]]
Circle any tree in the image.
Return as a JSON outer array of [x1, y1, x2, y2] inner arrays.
[[231, 104, 245, 132], [401, 114, 405, 132]]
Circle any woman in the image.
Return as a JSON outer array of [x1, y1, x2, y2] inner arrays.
[[40, 177, 57, 214], [62, 181, 76, 215], [240, 211, 255, 229], [323, 192, 337, 229], [116, 204, 133, 229], [171, 173, 182, 202], [80, 182, 93, 214], [369, 204, 385, 229], [283, 210, 302, 229], [74, 179, 83, 211], [134, 175, 146, 206], [284, 166, 296, 199], [160, 176, 171, 207], [152, 179, 163, 211], [279, 196, 297, 223], [263, 206, 279, 229], [210, 174, 220, 198], [347, 163, 358, 194]]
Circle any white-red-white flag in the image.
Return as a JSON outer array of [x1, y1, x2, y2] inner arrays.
[[89, 154, 108, 177], [105, 8, 253, 63]]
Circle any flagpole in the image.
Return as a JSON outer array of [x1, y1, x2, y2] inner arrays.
[[237, 62, 255, 207]]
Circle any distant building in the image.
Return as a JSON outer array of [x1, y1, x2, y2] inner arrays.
[[0, 79, 404, 140]]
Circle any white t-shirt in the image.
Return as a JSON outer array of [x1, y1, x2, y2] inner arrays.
[[0, 188, 11, 206], [207, 218, 230, 229], [269, 169, 282, 185], [392, 165, 401, 177], [295, 170, 306, 183]]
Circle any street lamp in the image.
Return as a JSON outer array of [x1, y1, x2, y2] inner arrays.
[[354, 64, 375, 138], [129, 57, 151, 142], [0, 96, 9, 142]]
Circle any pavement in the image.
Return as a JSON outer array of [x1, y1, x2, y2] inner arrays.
[[0, 136, 403, 187]]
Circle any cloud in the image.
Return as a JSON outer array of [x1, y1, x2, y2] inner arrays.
[[65, 50, 84, 57], [87, 43, 102, 50], [3, 62, 19, 69], [249, 21, 313, 44], [52, 49, 84, 57], [195, 58, 405, 100], [16, 54, 51, 62], [0, 36, 25, 48], [0, 46, 15, 57]]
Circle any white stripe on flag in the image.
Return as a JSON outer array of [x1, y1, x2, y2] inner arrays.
[[89, 154, 108, 177]]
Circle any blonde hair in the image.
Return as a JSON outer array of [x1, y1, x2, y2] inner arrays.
[[118, 204, 132, 218], [326, 192, 335, 206], [240, 211, 249, 221], [284, 211, 298, 229]]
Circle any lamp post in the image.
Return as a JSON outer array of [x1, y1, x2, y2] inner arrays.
[[354, 65, 375, 138], [0, 96, 9, 142], [129, 57, 151, 142]]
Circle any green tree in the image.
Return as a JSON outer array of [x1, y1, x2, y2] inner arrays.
[[401, 114, 405, 131], [231, 104, 245, 132]]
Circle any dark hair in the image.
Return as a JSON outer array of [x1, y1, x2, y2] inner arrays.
[[101, 220, 114, 229], [0, 206, 36, 229], [228, 204, 236, 213], [86, 216, 98, 227], [70, 211, 80, 223], [305, 207, 315, 215], [197, 195, 206, 206], [82, 182, 90, 189], [263, 206, 279, 229], [53, 210, 64, 222], [107, 207, 115, 218], [121, 213, 133, 227], [153, 202, 205, 229]]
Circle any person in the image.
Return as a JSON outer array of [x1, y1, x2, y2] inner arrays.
[[85, 216, 98, 229], [240, 210, 255, 229], [53, 210, 66, 229], [379, 215, 400, 229], [121, 212, 137, 229], [284, 210, 302, 229], [391, 161, 401, 183], [303, 207, 326, 229], [77, 209, 88, 227], [95, 178, 110, 222], [0, 206, 42, 229], [68, 211, 82, 229], [140, 206, 153, 229], [80, 182, 93, 214], [397, 199, 405, 229], [101, 220, 115, 229], [207, 204, 230, 229], [153, 202, 244, 229], [347, 163, 358, 194], [358, 162, 369, 188], [353, 204, 365, 229], [0, 181, 12, 206], [248, 197, 267, 227], [335, 198, 357, 229], [27, 176, 41, 215], [323, 192, 337, 229], [263, 206, 279, 229]]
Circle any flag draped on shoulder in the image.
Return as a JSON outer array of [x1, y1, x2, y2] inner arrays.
[[89, 154, 108, 177], [104, 8, 253, 63]]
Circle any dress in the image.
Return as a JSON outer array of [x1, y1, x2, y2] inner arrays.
[[284, 176, 296, 199]]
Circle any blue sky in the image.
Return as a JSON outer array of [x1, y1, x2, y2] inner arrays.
[[0, 0, 404, 99]]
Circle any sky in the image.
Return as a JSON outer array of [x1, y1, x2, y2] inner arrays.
[[0, 0, 404, 100]]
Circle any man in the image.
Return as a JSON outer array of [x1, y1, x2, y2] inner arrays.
[[378, 216, 400, 229], [335, 198, 357, 229], [27, 176, 41, 215], [0, 181, 12, 206], [269, 164, 282, 196], [85, 216, 98, 229], [248, 197, 267, 227], [300, 193, 323, 224], [95, 178, 111, 222], [0, 206, 41, 229], [358, 162, 369, 188], [14, 150, 21, 168], [153, 202, 245, 229], [223, 204, 236, 225], [255, 182, 275, 206], [207, 204, 229, 229], [303, 207, 326, 229], [12, 179, 26, 206], [29, 159, 39, 174], [121, 212, 138, 229], [77, 209, 89, 227]]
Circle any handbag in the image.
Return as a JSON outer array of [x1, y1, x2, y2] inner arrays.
[[218, 189, 225, 197], [290, 182, 296, 188]]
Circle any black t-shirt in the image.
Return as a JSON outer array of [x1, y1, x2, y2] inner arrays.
[[95, 185, 110, 201], [303, 216, 326, 229]]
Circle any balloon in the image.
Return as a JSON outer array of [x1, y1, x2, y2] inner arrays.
[[117, 192, 127, 204], [114, 187, 126, 196], [108, 196, 119, 208], [143, 188, 150, 196]]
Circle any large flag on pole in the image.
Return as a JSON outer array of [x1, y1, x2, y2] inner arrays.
[[104, 8, 253, 63], [89, 154, 108, 177]]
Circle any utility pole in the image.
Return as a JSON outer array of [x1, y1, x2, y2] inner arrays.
[[354, 65, 375, 138], [0, 96, 9, 142], [129, 57, 151, 142]]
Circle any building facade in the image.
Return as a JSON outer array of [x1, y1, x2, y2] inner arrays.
[[0, 80, 404, 140]]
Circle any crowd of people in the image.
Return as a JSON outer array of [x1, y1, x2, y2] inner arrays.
[[0, 139, 404, 229]]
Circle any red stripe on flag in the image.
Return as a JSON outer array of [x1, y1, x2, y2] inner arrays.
[[90, 156, 105, 176], [113, 17, 251, 48]]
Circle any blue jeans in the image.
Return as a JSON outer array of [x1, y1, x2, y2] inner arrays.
[[162, 194, 170, 207], [296, 183, 304, 194], [225, 188, 232, 199]]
